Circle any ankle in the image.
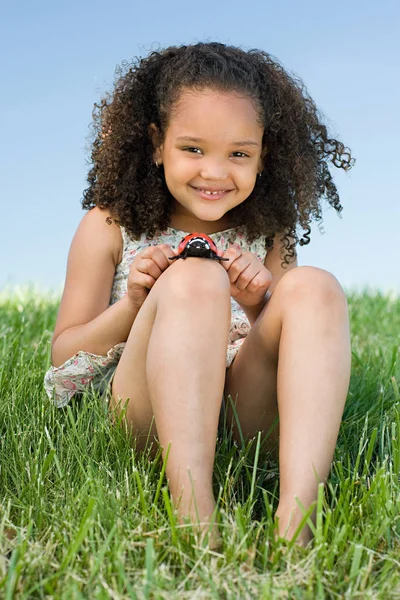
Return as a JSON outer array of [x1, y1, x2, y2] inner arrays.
[[171, 481, 215, 520], [176, 500, 221, 549], [175, 494, 216, 525], [274, 504, 313, 547]]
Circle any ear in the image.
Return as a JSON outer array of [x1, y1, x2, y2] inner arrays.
[[148, 123, 163, 164]]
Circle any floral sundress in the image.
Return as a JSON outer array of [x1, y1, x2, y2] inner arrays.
[[44, 225, 268, 408]]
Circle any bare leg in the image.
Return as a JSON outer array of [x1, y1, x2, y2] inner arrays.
[[112, 258, 231, 541], [224, 267, 351, 545], [275, 269, 351, 544], [146, 259, 230, 532]]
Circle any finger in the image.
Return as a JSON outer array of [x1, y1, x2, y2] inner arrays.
[[234, 264, 262, 291], [134, 273, 157, 290], [249, 268, 272, 291], [159, 244, 178, 263], [141, 245, 173, 272], [136, 257, 163, 280], [241, 266, 273, 294], [226, 253, 252, 285], [155, 244, 179, 267], [219, 246, 242, 271], [128, 272, 156, 301]]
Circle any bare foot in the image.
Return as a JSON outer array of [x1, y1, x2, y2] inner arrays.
[[199, 520, 222, 551], [274, 507, 313, 547], [177, 510, 222, 551]]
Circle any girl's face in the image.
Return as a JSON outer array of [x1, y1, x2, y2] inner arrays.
[[153, 88, 265, 233]]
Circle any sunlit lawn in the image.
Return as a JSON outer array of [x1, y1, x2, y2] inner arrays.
[[0, 287, 399, 598]]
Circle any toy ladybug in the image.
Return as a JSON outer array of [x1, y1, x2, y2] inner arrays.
[[169, 233, 229, 261]]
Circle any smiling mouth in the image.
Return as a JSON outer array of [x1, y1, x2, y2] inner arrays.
[[190, 186, 233, 197]]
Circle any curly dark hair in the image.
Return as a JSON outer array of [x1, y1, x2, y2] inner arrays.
[[82, 42, 355, 266]]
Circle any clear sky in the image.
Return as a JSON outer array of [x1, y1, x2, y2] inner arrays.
[[1, 0, 399, 295]]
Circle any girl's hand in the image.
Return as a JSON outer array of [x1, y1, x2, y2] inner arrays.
[[127, 244, 177, 309], [217, 246, 272, 307]]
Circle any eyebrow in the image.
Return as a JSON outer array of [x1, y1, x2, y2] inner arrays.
[[176, 136, 259, 147]]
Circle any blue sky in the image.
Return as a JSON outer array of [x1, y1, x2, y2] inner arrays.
[[1, 0, 399, 294]]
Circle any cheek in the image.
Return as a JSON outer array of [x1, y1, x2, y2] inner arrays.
[[165, 154, 194, 181], [238, 166, 258, 189], [179, 165, 199, 186], [164, 166, 193, 195]]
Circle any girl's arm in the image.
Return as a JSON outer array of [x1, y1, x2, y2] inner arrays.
[[51, 206, 139, 367], [238, 232, 298, 325]]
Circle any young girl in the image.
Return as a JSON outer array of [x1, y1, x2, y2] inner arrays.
[[44, 42, 354, 547]]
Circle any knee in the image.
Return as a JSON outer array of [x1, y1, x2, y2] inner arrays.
[[159, 257, 231, 301], [275, 266, 348, 313]]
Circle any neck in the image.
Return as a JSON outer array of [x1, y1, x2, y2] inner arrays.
[[169, 215, 233, 235]]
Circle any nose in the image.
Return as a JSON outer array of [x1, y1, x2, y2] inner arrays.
[[199, 157, 228, 181]]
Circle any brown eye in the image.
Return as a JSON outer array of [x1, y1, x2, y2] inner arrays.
[[183, 147, 202, 154]]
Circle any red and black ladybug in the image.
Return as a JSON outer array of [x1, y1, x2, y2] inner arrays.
[[169, 233, 229, 261]]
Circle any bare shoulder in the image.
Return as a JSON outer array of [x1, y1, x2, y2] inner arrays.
[[78, 206, 123, 265], [51, 207, 123, 344]]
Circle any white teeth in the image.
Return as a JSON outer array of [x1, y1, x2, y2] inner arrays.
[[200, 189, 224, 195]]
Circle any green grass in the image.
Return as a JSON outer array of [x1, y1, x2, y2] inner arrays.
[[0, 286, 399, 598]]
